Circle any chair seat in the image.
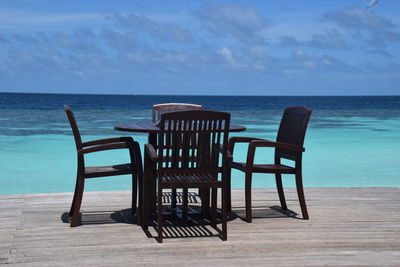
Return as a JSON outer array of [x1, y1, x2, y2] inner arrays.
[[231, 162, 295, 174], [159, 172, 221, 188], [85, 163, 134, 178]]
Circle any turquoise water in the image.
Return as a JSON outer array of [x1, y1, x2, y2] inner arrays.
[[1, 94, 400, 194], [1, 113, 400, 194]]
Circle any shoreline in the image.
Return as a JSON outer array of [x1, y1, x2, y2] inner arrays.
[[1, 186, 399, 197]]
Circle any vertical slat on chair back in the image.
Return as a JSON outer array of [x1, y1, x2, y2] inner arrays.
[[158, 110, 230, 173], [152, 103, 202, 124], [64, 105, 83, 150], [275, 106, 312, 160]]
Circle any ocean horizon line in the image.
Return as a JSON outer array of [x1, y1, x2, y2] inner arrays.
[[1, 91, 399, 97]]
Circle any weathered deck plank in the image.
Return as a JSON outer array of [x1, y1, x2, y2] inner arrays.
[[0, 188, 399, 266]]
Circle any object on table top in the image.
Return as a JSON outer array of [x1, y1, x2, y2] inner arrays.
[[152, 103, 202, 125]]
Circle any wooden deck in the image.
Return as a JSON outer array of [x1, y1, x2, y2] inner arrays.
[[1, 188, 399, 266]]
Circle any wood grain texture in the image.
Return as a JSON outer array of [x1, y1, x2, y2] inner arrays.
[[0, 188, 399, 266]]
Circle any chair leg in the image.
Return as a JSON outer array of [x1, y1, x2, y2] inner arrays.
[[182, 188, 188, 221], [137, 171, 143, 226], [295, 171, 309, 220], [145, 170, 156, 229], [245, 172, 253, 223], [131, 141, 143, 226], [201, 189, 210, 215], [142, 177, 149, 229], [221, 186, 227, 241], [131, 172, 137, 216], [70, 177, 85, 227], [152, 171, 157, 216], [171, 189, 177, 209], [142, 156, 152, 229], [69, 176, 79, 217], [211, 188, 217, 227], [157, 184, 163, 243], [275, 173, 287, 210], [226, 166, 232, 212]]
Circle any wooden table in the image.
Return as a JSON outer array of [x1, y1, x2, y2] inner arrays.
[[114, 121, 246, 224]]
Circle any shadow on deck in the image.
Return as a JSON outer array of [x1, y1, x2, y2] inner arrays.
[[61, 192, 301, 241]]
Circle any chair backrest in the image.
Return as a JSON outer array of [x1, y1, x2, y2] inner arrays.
[[64, 105, 83, 150], [157, 110, 230, 173], [275, 106, 312, 160], [152, 103, 202, 124]]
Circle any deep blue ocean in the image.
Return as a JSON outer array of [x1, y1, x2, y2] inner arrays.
[[1, 93, 399, 194]]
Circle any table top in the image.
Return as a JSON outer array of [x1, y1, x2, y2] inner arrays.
[[114, 121, 246, 133]]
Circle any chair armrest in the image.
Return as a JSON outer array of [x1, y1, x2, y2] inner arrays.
[[78, 142, 129, 155], [245, 140, 304, 169], [249, 140, 304, 152], [228, 136, 265, 153], [82, 137, 133, 147], [145, 144, 159, 162]]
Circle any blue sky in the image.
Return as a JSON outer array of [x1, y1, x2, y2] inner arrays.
[[0, 0, 399, 95]]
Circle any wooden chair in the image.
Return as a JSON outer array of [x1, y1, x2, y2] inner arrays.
[[152, 103, 202, 209], [228, 106, 312, 222], [143, 110, 231, 243], [152, 103, 202, 125], [64, 105, 143, 227]]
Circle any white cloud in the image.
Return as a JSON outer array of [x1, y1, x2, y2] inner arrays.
[[303, 60, 316, 69], [109, 12, 193, 44], [324, 8, 400, 48], [217, 47, 242, 68], [280, 28, 350, 49], [197, 3, 268, 45], [0, 8, 103, 30]]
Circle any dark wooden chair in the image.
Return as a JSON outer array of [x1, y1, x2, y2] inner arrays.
[[143, 110, 231, 243], [64, 105, 143, 227], [228, 106, 312, 222], [152, 103, 202, 209]]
